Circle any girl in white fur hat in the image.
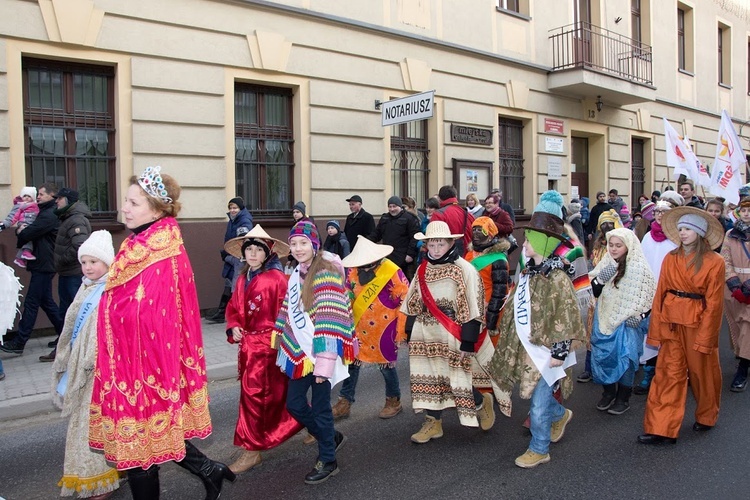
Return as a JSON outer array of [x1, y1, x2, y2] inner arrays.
[[0, 186, 40, 268]]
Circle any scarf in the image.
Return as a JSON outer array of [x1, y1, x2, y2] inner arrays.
[[426, 243, 461, 265], [650, 221, 667, 242]]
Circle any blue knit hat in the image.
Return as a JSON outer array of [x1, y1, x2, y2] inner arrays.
[[289, 221, 320, 252], [326, 220, 341, 231], [533, 190, 564, 219]]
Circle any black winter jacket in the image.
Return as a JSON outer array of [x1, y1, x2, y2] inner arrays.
[[369, 209, 420, 269], [344, 209, 376, 250], [55, 202, 92, 276], [16, 199, 59, 273]]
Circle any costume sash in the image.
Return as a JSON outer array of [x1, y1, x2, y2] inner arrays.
[[56, 282, 106, 397], [352, 259, 399, 328], [417, 261, 462, 341], [288, 268, 349, 387], [514, 272, 576, 387], [469, 252, 507, 271]]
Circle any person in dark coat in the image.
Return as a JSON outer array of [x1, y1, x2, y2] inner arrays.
[[431, 185, 474, 255], [207, 197, 253, 323], [0, 183, 64, 355], [323, 220, 351, 260], [369, 196, 420, 271], [585, 192, 613, 242], [344, 195, 376, 250], [566, 200, 586, 244]]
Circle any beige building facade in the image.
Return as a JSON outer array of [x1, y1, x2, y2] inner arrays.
[[1, 0, 750, 311]]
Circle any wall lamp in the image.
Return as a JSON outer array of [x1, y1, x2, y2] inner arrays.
[[596, 96, 603, 112]]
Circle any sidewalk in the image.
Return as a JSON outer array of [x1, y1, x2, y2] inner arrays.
[[0, 319, 238, 422]]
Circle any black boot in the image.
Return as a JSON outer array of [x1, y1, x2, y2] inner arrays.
[[127, 465, 160, 500], [206, 291, 231, 323], [608, 385, 632, 415], [176, 441, 236, 500], [596, 384, 617, 411], [730, 358, 750, 392]]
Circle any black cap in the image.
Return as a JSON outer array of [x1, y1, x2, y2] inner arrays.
[[55, 188, 79, 204], [346, 195, 363, 203], [228, 197, 245, 210]]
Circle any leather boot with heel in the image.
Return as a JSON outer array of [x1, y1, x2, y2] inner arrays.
[[127, 465, 160, 500], [177, 441, 236, 500]]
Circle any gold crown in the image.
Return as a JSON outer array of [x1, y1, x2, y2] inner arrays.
[[137, 166, 172, 203]]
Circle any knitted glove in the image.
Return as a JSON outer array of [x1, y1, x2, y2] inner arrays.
[[625, 316, 642, 328], [727, 276, 742, 293], [596, 263, 618, 283], [732, 288, 750, 304], [550, 340, 571, 360], [742, 280, 750, 297]]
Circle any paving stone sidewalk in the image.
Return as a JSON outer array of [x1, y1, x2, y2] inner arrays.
[[0, 319, 238, 422]]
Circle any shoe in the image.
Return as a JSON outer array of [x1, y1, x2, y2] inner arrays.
[[379, 396, 403, 419], [550, 409, 573, 443], [475, 392, 495, 431], [39, 349, 56, 362], [205, 308, 226, 324], [48, 338, 58, 348], [693, 422, 713, 432], [21, 249, 36, 260], [228, 450, 262, 474], [410, 415, 443, 444], [0, 339, 24, 355], [304, 460, 339, 485], [596, 384, 617, 411], [576, 371, 592, 383], [334, 431, 347, 453], [634, 365, 655, 395], [514, 449, 551, 469], [303, 432, 317, 445], [607, 386, 632, 415], [331, 397, 351, 420], [0, 372, 5, 381], [730, 371, 748, 392], [637, 433, 677, 445], [13, 258, 26, 269]]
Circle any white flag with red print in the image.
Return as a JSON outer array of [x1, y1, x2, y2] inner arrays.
[[709, 110, 746, 205], [682, 134, 712, 187], [663, 118, 702, 183]]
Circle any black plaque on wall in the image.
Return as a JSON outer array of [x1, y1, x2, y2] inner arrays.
[[450, 124, 492, 146]]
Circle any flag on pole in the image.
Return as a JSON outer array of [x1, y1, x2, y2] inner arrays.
[[682, 134, 712, 187], [709, 110, 746, 205], [663, 118, 702, 183]]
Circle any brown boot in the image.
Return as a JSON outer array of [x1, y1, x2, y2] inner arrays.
[[228, 450, 262, 474], [331, 397, 351, 419], [302, 432, 317, 445], [378, 397, 402, 419]]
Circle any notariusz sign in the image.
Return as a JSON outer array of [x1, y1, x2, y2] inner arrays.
[[381, 90, 435, 127]]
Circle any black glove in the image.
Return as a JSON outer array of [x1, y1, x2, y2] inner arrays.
[[405, 315, 416, 343], [460, 340, 475, 353]]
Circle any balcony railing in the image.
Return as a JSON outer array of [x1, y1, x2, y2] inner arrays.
[[549, 22, 653, 86]]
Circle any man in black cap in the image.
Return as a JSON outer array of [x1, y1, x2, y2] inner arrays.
[[344, 194, 375, 250], [369, 196, 420, 273], [40, 187, 91, 361]]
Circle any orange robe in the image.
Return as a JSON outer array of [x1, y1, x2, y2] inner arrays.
[[643, 250, 725, 438]]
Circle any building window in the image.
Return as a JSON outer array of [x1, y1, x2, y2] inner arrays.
[[677, 8, 685, 70], [390, 120, 429, 205], [632, 0, 642, 47], [498, 118, 524, 213], [631, 138, 645, 210], [497, 0, 519, 13], [718, 23, 731, 86], [677, 3, 694, 73], [23, 58, 115, 219], [234, 84, 294, 216], [747, 38, 750, 93]]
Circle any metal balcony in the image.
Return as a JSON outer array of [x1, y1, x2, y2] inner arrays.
[[547, 22, 656, 106]]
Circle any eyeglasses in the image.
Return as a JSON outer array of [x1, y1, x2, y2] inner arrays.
[[654, 210, 667, 215]]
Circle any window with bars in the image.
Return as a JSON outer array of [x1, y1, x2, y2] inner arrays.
[[498, 118, 524, 212], [23, 58, 116, 219], [631, 138, 645, 210], [235, 84, 294, 216], [390, 120, 429, 206]]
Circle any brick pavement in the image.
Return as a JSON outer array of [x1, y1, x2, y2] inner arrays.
[[0, 319, 238, 421]]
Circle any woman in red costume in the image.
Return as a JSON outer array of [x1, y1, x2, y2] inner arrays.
[[223, 225, 303, 474], [88, 167, 235, 500]]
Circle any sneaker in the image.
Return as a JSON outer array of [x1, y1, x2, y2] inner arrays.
[[730, 372, 748, 392], [576, 371, 592, 383], [331, 397, 351, 420], [20, 249, 36, 261], [334, 431, 347, 453], [0, 339, 24, 355], [514, 449, 551, 469], [304, 460, 339, 485], [550, 409, 573, 443], [608, 400, 630, 415], [13, 258, 26, 269], [410, 415, 443, 444], [379, 397, 403, 419], [475, 393, 496, 431]]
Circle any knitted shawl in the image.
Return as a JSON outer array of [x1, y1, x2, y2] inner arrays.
[[589, 228, 656, 334]]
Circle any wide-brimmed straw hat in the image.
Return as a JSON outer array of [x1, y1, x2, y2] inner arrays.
[[224, 225, 289, 258], [661, 206, 725, 249], [414, 221, 463, 241], [341, 236, 394, 268]]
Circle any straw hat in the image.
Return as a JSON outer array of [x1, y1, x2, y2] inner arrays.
[[224, 225, 289, 258], [341, 236, 394, 268], [661, 206, 724, 249], [414, 221, 463, 241]]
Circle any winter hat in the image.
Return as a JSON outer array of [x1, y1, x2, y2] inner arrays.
[[640, 201, 656, 222], [620, 205, 630, 215], [523, 191, 572, 256], [659, 191, 684, 208], [597, 209, 623, 229], [78, 230, 115, 266], [387, 195, 403, 207], [289, 220, 320, 252], [292, 201, 307, 215], [677, 213, 707, 237], [19, 186, 37, 199], [326, 220, 341, 231], [56, 187, 79, 204], [472, 216, 499, 238], [228, 197, 245, 210], [567, 201, 581, 215], [740, 183, 750, 198], [533, 190, 564, 219]]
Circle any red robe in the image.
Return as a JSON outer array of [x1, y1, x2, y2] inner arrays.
[[225, 266, 303, 450]]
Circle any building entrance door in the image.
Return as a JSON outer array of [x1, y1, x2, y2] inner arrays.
[[571, 136, 589, 199]]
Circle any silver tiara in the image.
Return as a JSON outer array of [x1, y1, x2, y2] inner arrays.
[[138, 166, 172, 203]]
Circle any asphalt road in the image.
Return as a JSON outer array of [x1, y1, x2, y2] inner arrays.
[[1, 330, 749, 500]]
